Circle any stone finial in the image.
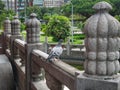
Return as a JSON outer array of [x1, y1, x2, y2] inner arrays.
[[11, 16, 21, 35], [84, 1, 120, 78], [4, 17, 11, 34], [30, 13, 37, 18], [26, 13, 41, 44], [92, 1, 112, 11]]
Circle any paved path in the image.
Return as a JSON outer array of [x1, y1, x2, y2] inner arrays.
[[0, 54, 14, 90]]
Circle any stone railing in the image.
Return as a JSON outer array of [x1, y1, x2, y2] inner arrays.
[[5, 35, 79, 90], [0, 1, 120, 90], [46, 43, 85, 62], [1, 13, 80, 90]]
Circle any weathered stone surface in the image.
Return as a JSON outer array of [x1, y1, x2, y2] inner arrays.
[[97, 52, 107, 61], [45, 72, 62, 90], [98, 38, 107, 51], [26, 13, 41, 44], [76, 72, 120, 90], [11, 16, 21, 35], [87, 60, 96, 75], [88, 52, 96, 60], [84, 1, 120, 76], [3, 17, 11, 34], [96, 61, 106, 75], [25, 13, 42, 90], [87, 38, 96, 51]]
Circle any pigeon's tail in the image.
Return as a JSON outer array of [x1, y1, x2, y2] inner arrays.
[[46, 55, 59, 62], [46, 55, 53, 62]]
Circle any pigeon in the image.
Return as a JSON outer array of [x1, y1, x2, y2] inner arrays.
[[47, 39, 63, 62]]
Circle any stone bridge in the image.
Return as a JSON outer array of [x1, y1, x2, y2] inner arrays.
[[0, 1, 120, 90]]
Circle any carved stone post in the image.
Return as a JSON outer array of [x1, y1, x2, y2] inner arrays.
[[25, 13, 41, 90], [84, 1, 120, 78], [4, 17, 11, 34], [76, 1, 120, 90], [2, 17, 11, 53], [10, 16, 22, 59], [11, 16, 21, 35]]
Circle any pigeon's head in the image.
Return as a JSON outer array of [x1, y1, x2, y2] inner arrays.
[[59, 39, 63, 43], [58, 39, 63, 45]]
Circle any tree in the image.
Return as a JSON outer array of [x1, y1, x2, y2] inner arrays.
[[44, 15, 71, 41], [61, 0, 120, 18], [0, 0, 5, 13], [0, 9, 15, 29], [109, 0, 120, 16]]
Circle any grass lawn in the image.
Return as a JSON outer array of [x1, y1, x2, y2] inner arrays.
[[69, 64, 84, 70], [21, 31, 84, 44]]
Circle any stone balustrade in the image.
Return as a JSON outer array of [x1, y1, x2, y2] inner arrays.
[[0, 13, 80, 90], [0, 1, 120, 90]]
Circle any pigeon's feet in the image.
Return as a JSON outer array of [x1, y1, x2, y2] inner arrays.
[[46, 58, 59, 62], [46, 58, 54, 62]]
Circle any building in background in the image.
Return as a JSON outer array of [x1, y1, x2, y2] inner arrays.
[[33, 0, 44, 7], [64, 0, 69, 3], [1, 0, 8, 10], [17, 0, 25, 12], [1, 0, 69, 17], [2, 0, 67, 11], [1, 0, 15, 11], [44, 0, 64, 7]]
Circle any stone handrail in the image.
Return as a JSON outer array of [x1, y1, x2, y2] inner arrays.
[[0, 12, 83, 90], [2, 2, 119, 90], [33, 50, 79, 76], [1, 18, 80, 90], [32, 50, 78, 90], [46, 43, 85, 61], [14, 39, 26, 52]]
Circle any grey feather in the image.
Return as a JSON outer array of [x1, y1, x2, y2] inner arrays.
[[47, 39, 63, 62]]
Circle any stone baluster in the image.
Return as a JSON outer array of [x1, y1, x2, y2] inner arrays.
[[26, 13, 40, 43], [25, 13, 41, 90], [11, 16, 21, 35], [76, 2, 120, 90], [84, 1, 120, 78], [3, 17, 11, 52], [10, 16, 22, 59], [4, 17, 11, 34]]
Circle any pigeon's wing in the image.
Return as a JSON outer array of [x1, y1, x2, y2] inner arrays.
[[47, 46, 57, 59], [47, 50, 54, 60], [54, 46, 63, 56], [47, 46, 63, 60]]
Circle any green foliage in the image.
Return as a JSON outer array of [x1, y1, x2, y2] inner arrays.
[[109, 0, 120, 16], [20, 6, 42, 20], [115, 15, 120, 22], [19, 0, 120, 21], [0, 9, 15, 29], [76, 21, 85, 30], [20, 23, 25, 32], [70, 64, 84, 70], [74, 34, 85, 40], [43, 13, 52, 20], [44, 15, 71, 41], [0, 0, 5, 12], [62, 0, 120, 18], [19, 6, 61, 20]]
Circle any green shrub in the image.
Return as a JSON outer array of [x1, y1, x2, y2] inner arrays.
[[20, 23, 26, 32], [115, 15, 120, 22], [74, 34, 85, 39], [44, 15, 71, 41]]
